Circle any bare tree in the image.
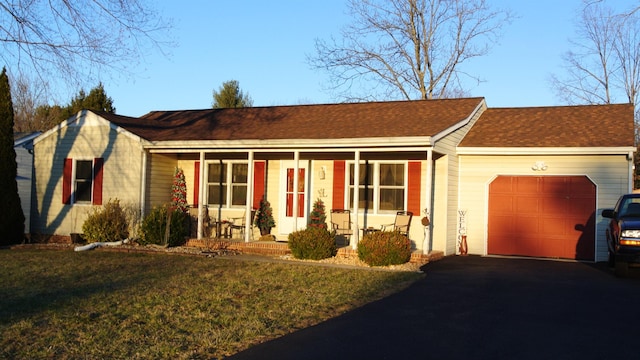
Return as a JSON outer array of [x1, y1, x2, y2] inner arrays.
[[0, 0, 173, 91], [551, 1, 639, 106], [309, 0, 512, 101]]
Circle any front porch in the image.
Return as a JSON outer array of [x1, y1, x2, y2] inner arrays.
[[185, 238, 444, 264]]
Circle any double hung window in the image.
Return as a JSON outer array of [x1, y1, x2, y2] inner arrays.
[[348, 162, 406, 212], [207, 162, 248, 207]]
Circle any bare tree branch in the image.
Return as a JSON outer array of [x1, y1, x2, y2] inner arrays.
[[309, 0, 513, 101], [0, 0, 173, 92]]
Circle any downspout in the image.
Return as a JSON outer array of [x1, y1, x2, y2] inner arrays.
[[423, 148, 433, 254], [197, 151, 205, 239], [352, 150, 360, 249], [245, 151, 254, 242]]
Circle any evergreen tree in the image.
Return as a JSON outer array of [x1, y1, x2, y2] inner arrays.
[[170, 167, 188, 213], [0, 67, 25, 245], [308, 198, 327, 229], [62, 82, 116, 120], [212, 80, 253, 108]]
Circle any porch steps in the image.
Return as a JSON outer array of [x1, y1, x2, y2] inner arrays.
[[185, 239, 444, 264]]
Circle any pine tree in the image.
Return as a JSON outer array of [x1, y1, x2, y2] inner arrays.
[[170, 167, 188, 213], [308, 198, 327, 229], [0, 67, 25, 245]]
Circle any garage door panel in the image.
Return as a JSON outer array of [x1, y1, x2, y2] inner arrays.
[[489, 176, 595, 260]]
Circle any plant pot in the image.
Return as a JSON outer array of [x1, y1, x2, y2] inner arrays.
[[260, 228, 272, 236]]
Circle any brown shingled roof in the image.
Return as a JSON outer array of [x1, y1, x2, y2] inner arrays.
[[459, 103, 635, 148], [107, 98, 484, 142]]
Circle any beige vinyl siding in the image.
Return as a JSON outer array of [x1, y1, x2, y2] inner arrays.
[[146, 153, 177, 210], [431, 107, 485, 255], [15, 145, 33, 233], [266, 160, 281, 237], [458, 154, 631, 261], [177, 159, 197, 207], [33, 113, 144, 236]]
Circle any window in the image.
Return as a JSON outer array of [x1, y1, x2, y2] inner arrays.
[[74, 160, 93, 202], [207, 162, 248, 207], [348, 162, 405, 212], [62, 158, 103, 205]]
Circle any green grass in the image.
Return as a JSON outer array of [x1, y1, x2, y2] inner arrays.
[[0, 249, 423, 359]]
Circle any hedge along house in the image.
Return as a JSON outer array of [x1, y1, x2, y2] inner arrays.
[[30, 99, 635, 260]]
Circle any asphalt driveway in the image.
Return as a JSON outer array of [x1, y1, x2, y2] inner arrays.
[[229, 255, 640, 360]]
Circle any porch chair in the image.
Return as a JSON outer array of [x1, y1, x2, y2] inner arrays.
[[229, 209, 257, 240], [381, 211, 413, 237], [331, 209, 353, 246]]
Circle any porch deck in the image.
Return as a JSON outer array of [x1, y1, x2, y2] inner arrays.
[[185, 238, 444, 264]]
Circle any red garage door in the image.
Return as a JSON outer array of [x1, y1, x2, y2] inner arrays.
[[488, 176, 595, 260]]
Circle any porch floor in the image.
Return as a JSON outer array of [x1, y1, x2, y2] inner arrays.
[[185, 238, 444, 264]]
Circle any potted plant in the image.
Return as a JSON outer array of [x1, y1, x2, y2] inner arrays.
[[254, 197, 275, 235]]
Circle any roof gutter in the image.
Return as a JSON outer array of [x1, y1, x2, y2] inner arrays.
[[456, 146, 637, 155]]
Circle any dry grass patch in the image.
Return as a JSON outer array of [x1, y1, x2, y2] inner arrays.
[[0, 249, 423, 359]]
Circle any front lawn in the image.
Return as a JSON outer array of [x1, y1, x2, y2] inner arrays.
[[0, 249, 423, 359]]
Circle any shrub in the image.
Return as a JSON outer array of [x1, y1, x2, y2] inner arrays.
[[82, 199, 129, 243], [288, 227, 336, 260], [357, 231, 412, 266], [139, 204, 189, 247]]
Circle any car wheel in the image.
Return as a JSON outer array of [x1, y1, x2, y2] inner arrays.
[[615, 260, 629, 277]]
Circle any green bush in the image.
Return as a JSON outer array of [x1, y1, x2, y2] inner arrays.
[[288, 227, 337, 260], [82, 199, 129, 243], [139, 204, 189, 247], [357, 231, 412, 266]]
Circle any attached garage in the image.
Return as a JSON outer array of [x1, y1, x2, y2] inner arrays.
[[456, 103, 636, 262], [487, 175, 595, 260]]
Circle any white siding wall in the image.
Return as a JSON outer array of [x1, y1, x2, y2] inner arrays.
[[15, 145, 33, 233], [33, 113, 144, 236], [146, 153, 177, 210], [431, 105, 486, 255], [458, 154, 631, 261]]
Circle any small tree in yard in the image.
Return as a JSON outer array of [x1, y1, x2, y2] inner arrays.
[[171, 167, 188, 213], [254, 197, 275, 235], [0, 67, 25, 245], [308, 198, 327, 229]]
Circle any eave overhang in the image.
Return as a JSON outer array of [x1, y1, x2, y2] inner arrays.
[[144, 136, 434, 153], [457, 146, 637, 156]]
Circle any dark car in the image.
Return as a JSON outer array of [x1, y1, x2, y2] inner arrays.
[[602, 193, 640, 277]]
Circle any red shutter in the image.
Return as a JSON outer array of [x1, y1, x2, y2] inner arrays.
[[62, 158, 73, 204], [253, 161, 266, 209], [332, 160, 346, 210], [193, 161, 200, 206], [408, 161, 421, 215], [93, 158, 104, 205]]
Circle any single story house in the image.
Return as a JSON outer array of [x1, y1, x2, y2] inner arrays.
[[30, 98, 635, 261]]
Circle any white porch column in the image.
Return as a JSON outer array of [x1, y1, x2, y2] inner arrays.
[[244, 151, 255, 242], [293, 151, 300, 231], [352, 150, 360, 249], [423, 149, 433, 254], [197, 151, 205, 239]]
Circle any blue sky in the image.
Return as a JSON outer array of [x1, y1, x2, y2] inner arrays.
[[103, 0, 629, 117]]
